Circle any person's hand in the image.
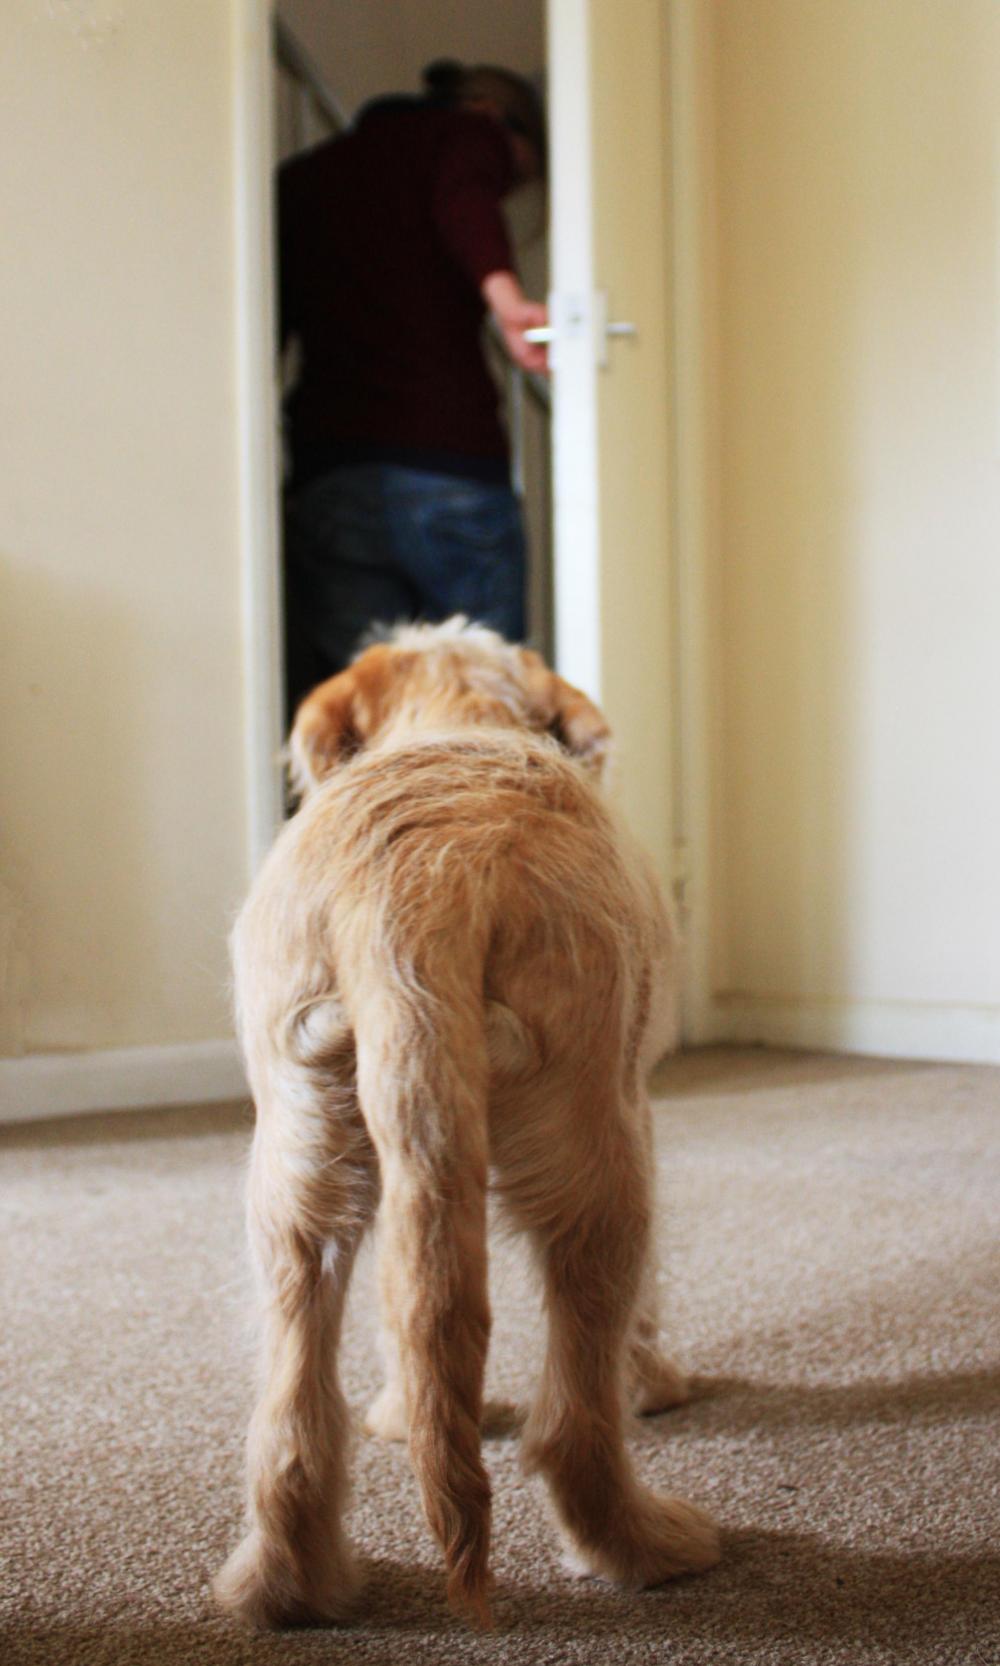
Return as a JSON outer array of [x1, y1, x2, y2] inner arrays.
[[481, 270, 549, 374]]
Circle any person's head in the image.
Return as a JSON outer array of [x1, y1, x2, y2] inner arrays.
[[422, 59, 546, 184]]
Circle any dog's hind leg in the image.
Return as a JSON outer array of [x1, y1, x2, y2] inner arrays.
[[214, 1065, 377, 1629], [517, 1085, 720, 1589]]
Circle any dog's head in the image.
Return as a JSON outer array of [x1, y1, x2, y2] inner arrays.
[[288, 618, 612, 799]]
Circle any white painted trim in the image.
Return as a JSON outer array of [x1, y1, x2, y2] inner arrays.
[[546, 0, 602, 700], [234, 0, 285, 876], [0, 1042, 247, 1125], [710, 996, 1000, 1067], [667, 0, 719, 1046]]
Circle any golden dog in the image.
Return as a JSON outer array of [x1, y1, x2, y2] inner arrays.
[[214, 619, 719, 1630]]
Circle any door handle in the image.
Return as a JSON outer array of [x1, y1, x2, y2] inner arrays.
[[523, 294, 638, 366], [523, 321, 637, 345]]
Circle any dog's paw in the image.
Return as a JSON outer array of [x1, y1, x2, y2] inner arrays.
[[481, 1397, 526, 1439], [213, 1530, 359, 1629], [630, 1354, 691, 1416], [565, 1494, 720, 1589], [364, 1385, 408, 1442]]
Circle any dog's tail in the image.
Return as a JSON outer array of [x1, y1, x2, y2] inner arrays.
[[349, 918, 494, 1628]]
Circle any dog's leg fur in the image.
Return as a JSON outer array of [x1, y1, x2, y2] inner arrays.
[[214, 1068, 375, 1628], [628, 1286, 692, 1415], [627, 1092, 691, 1416], [363, 1250, 408, 1442], [511, 1074, 719, 1588], [365, 1304, 524, 1445], [351, 951, 494, 1628]]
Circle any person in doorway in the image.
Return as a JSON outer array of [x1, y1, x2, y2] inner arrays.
[[279, 58, 548, 720]]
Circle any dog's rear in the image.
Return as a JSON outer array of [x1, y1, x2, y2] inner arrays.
[[215, 621, 718, 1630]]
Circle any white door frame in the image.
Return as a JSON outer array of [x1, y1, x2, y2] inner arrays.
[[233, 2, 714, 1045], [234, 0, 285, 877], [662, 0, 719, 1043], [545, 0, 602, 700], [546, 0, 716, 1041]]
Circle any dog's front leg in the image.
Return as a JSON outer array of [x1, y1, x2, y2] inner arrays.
[[364, 1275, 408, 1441], [627, 1285, 691, 1415], [627, 1094, 691, 1416]]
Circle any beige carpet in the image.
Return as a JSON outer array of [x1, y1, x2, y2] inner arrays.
[[2, 1047, 998, 1666]]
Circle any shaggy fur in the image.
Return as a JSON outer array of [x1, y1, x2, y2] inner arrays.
[[214, 619, 720, 1631]]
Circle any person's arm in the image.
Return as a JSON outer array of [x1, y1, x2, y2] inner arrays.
[[433, 115, 549, 373], [480, 270, 548, 374]]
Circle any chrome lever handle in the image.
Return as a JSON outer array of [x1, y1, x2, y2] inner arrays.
[[522, 315, 638, 363], [523, 322, 636, 344]]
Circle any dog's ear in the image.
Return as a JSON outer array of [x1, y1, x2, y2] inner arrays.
[[288, 667, 363, 797], [288, 644, 406, 796], [518, 649, 612, 778]]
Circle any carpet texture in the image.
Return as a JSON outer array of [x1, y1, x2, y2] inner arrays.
[[2, 1047, 998, 1665]]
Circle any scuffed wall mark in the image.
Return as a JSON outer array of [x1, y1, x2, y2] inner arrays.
[[44, 0, 125, 53]]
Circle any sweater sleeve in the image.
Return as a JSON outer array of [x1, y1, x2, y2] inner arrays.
[[430, 114, 516, 288]]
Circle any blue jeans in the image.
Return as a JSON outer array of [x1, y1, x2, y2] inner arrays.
[[283, 463, 526, 715]]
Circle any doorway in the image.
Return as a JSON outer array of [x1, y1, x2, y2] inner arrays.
[[236, 0, 688, 1005]]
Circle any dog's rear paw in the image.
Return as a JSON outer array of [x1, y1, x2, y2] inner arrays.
[[213, 1530, 359, 1629], [364, 1385, 408, 1442], [566, 1495, 720, 1588], [634, 1496, 721, 1583]]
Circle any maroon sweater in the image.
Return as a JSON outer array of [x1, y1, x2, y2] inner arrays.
[[279, 98, 517, 485]]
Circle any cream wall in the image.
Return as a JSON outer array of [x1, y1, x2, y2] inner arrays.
[[694, 0, 1000, 1058], [0, 2, 248, 1070]]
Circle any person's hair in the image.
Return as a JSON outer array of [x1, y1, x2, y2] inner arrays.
[[422, 58, 466, 104], [421, 58, 546, 178]]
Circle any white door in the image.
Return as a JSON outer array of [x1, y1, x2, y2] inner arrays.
[[546, 0, 677, 894]]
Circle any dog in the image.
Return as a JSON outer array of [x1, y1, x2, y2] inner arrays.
[[214, 618, 720, 1630]]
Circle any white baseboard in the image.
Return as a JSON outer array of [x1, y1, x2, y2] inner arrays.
[[700, 994, 1000, 1066], [4, 1000, 995, 1127], [0, 1039, 247, 1124]]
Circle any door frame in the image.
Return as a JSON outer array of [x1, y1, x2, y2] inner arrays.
[[547, 0, 714, 1040], [234, 0, 715, 1042], [662, 0, 719, 1043], [545, 0, 602, 700], [234, 0, 285, 877]]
